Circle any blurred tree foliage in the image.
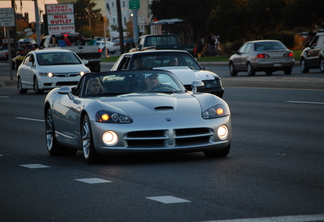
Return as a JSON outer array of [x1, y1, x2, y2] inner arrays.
[[150, 0, 324, 44], [74, 0, 104, 38]]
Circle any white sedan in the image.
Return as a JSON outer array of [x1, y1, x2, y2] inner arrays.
[[96, 41, 120, 55], [17, 49, 91, 94]]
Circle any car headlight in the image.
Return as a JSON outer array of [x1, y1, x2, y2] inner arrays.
[[218, 125, 229, 140], [102, 131, 118, 146], [203, 78, 222, 88], [38, 72, 52, 77], [95, 110, 133, 123], [202, 104, 229, 119]]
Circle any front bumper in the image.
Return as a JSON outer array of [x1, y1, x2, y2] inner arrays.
[[91, 114, 231, 154]]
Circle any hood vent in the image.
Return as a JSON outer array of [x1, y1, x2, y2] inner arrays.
[[154, 106, 174, 111]]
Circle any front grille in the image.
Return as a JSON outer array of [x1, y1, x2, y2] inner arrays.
[[54, 72, 81, 77], [56, 81, 79, 86], [125, 128, 213, 148]]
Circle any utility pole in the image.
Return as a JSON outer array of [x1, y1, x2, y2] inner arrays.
[[116, 0, 124, 53], [34, 0, 41, 45]]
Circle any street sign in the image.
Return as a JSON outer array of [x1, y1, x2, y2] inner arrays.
[[0, 8, 15, 27], [129, 0, 140, 10]]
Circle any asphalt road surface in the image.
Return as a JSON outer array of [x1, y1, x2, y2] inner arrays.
[[1, 80, 324, 221]]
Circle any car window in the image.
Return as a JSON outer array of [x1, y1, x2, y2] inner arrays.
[[36, 52, 81, 65], [238, 44, 247, 53], [119, 57, 131, 70], [244, 43, 253, 53], [81, 71, 185, 97], [310, 36, 319, 47], [132, 53, 201, 70], [318, 36, 324, 45]]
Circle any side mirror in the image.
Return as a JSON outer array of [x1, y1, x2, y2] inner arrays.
[[26, 62, 33, 66], [58, 86, 71, 95], [191, 80, 204, 94], [82, 59, 89, 65]]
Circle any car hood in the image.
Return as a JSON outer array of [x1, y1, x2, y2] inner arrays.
[[97, 93, 202, 118], [39, 64, 89, 73], [153, 66, 218, 85]]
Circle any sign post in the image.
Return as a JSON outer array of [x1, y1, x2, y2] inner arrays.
[[0, 8, 15, 80]]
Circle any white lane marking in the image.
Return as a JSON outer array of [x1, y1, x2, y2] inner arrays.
[[75, 178, 112, 184], [20, 164, 50, 169], [286, 101, 324, 105], [146, 195, 191, 204], [16, 117, 44, 122], [202, 214, 324, 222], [0, 96, 10, 99]]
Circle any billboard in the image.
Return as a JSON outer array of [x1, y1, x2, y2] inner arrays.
[[46, 4, 75, 35]]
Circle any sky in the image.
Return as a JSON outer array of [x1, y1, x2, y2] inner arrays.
[[1, 0, 58, 22]]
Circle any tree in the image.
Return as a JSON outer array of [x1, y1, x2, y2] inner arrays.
[[284, 0, 324, 32], [73, 0, 103, 37], [150, 0, 218, 40]]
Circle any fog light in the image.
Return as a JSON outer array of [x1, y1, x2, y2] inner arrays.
[[103, 131, 118, 146], [218, 125, 228, 140]]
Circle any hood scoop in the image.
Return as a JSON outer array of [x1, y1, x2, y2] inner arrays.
[[154, 106, 174, 112]]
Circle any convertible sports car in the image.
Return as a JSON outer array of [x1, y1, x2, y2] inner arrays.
[[44, 70, 231, 163]]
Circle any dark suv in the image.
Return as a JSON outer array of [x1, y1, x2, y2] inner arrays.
[[300, 32, 324, 73]]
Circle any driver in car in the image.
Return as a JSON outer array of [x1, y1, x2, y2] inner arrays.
[[144, 73, 160, 90]]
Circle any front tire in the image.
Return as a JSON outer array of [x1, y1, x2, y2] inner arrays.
[[319, 58, 324, 73], [17, 77, 27, 94], [33, 77, 44, 94], [247, 63, 255, 76], [204, 143, 231, 158], [82, 115, 100, 164], [284, 67, 292, 75], [300, 58, 309, 73], [265, 71, 272, 75], [45, 107, 61, 155], [229, 62, 238, 76]]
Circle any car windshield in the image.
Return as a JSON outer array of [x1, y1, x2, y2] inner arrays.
[[36, 52, 82, 65], [80, 70, 186, 97], [131, 52, 202, 70], [254, 41, 287, 51]]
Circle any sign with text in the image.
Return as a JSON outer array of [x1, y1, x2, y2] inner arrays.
[[0, 8, 15, 27], [46, 4, 75, 35], [129, 0, 140, 9]]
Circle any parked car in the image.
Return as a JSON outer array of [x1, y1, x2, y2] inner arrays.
[[229, 40, 295, 76], [44, 69, 232, 163], [96, 41, 120, 54], [111, 50, 224, 98], [17, 49, 91, 94], [0, 44, 10, 61], [300, 32, 324, 73]]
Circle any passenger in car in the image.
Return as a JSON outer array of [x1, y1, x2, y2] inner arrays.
[[168, 56, 179, 66], [86, 77, 106, 95], [132, 57, 142, 69], [144, 73, 160, 90]]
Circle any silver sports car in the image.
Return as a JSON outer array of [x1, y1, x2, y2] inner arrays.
[[44, 70, 232, 163]]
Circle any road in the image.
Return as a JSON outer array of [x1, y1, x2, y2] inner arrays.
[[0, 77, 324, 221]]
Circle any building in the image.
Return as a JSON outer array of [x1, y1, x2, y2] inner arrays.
[[104, 0, 153, 38]]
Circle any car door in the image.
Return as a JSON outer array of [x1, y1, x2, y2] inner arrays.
[[306, 35, 322, 66], [52, 92, 80, 146], [241, 43, 253, 69], [19, 54, 36, 88], [232, 43, 247, 70]]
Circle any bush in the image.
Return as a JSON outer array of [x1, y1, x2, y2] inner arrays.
[[220, 40, 245, 56], [263, 32, 295, 49]]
